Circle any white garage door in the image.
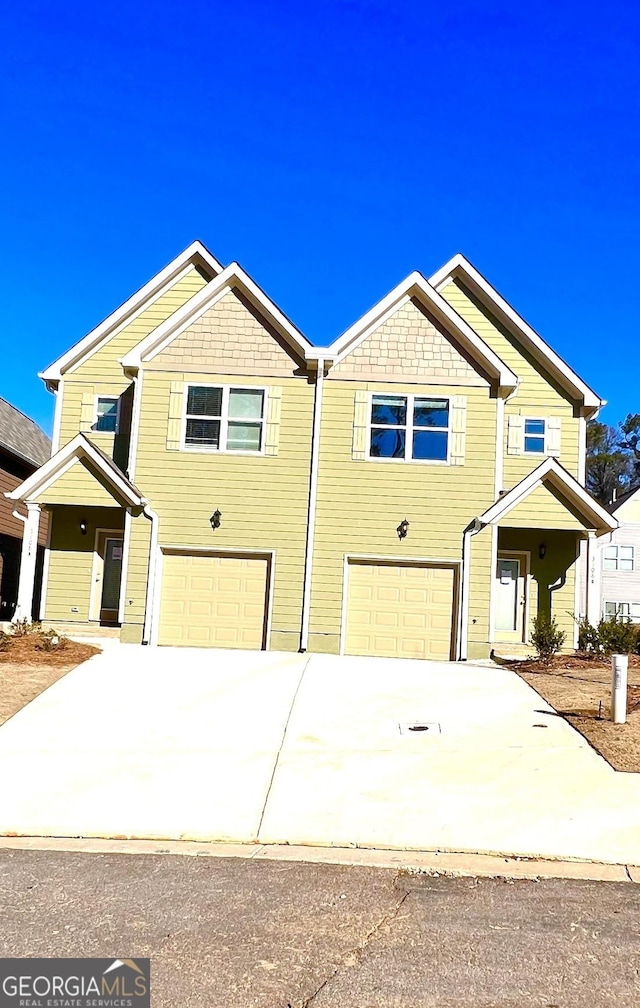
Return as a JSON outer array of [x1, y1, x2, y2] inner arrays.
[[345, 561, 456, 660], [159, 552, 269, 648]]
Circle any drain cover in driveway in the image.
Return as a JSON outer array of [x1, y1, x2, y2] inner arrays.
[[398, 722, 441, 735]]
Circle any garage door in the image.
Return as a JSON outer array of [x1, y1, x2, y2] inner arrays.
[[158, 552, 269, 648], [345, 561, 455, 660]]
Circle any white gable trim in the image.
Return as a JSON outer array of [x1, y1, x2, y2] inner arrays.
[[322, 271, 518, 392], [39, 241, 223, 386], [479, 457, 617, 534], [120, 262, 314, 368], [429, 254, 602, 414], [5, 433, 146, 508]]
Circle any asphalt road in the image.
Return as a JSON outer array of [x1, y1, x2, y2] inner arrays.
[[1, 849, 639, 1007]]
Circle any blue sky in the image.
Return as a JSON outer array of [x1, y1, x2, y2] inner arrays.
[[2, 0, 639, 435]]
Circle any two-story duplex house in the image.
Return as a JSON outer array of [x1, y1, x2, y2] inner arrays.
[[7, 242, 616, 659], [579, 486, 640, 624]]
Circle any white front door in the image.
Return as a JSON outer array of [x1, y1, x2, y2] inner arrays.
[[495, 554, 527, 642]]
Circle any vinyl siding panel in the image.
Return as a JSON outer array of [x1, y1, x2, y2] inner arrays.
[[499, 482, 590, 531], [125, 369, 314, 646], [44, 506, 124, 622], [600, 523, 640, 611], [439, 280, 582, 486], [36, 460, 124, 508], [310, 380, 497, 652]]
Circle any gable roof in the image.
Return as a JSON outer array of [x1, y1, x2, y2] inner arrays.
[[5, 433, 146, 508], [478, 457, 616, 535], [0, 398, 51, 468], [315, 271, 519, 392], [608, 484, 640, 515], [429, 254, 602, 414], [120, 261, 314, 369], [39, 241, 223, 387]]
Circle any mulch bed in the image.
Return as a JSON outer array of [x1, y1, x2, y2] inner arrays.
[[505, 653, 640, 772], [0, 634, 100, 727]]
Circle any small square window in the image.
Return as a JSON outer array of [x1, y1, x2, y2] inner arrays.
[[95, 397, 119, 433], [603, 545, 634, 572], [524, 418, 545, 453]]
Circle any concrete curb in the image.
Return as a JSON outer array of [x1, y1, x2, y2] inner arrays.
[[0, 836, 636, 883]]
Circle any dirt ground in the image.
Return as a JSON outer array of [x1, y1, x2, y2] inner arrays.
[[510, 654, 640, 772], [0, 635, 100, 727]]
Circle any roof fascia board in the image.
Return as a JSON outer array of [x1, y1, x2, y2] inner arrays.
[[480, 458, 617, 532], [40, 241, 223, 384], [429, 255, 602, 411], [324, 272, 517, 390], [122, 263, 313, 368], [6, 434, 144, 507]]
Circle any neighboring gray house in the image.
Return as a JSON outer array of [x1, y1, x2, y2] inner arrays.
[[0, 399, 51, 620], [598, 487, 640, 622]]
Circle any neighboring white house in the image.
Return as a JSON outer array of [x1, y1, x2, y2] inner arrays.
[[580, 486, 640, 625]]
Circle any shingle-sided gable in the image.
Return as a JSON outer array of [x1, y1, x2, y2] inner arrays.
[[147, 287, 306, 378], [328, 297, 489, 386]]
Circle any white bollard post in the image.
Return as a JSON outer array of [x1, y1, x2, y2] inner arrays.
[[611, 654, 629, 724]]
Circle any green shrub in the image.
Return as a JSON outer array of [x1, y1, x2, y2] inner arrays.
[[531, 614, 566, 662], [577, 617, 602, 655], [597, 616, 638, 655], [35, 629, 67, 653], [10, 619, 41, 637]]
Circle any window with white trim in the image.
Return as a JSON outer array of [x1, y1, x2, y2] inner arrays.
[[95, 396, 119, 433], [603, 545, 634, 572], [184, 385, 265, 452], [368, 394, 450, 461], [524, 418, 546, 453], [604, 601, 640, 622]]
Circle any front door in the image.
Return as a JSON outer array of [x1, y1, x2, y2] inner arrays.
[[495, 553, 527, 642], [99, 537, 123, 623]]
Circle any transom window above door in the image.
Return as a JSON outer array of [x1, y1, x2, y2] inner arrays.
[[369, 394, 449, 462], [603, 545, 634, 572], [184, 385, 265, 452]]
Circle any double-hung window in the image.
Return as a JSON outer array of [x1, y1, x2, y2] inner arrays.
[[603, 545, 634, 572], [524, 418, 546, 453], [604, 601, 640, 621], [95, 396, 119, 433], [368, 394, 449, 462], [184, 385, 265, 452]]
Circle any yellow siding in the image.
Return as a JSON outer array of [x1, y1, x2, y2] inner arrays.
[[310, 380, 498, 654], [501, 482, 590, 531], [44, 506, 124, 622], [439, 280, 581, 485], [58, 268, 208, 447], [124, 369, 314, 649], [467, 525, 492, 658], [36, 460, 124, 508], [615, 494, 640, 523]]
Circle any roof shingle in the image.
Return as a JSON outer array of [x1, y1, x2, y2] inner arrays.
[[0, 398, 51, 468]]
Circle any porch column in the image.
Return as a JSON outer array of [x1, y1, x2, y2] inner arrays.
[[13, 502, 41, 623], [585, 531, 601, 627]]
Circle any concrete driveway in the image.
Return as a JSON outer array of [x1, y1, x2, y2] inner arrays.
[[1, 647, 639, 864]]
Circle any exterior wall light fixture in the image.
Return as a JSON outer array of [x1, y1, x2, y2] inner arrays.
[[397, 519, 410, 540], [79, 518, 88, 536], [210, 510, 222, 530], [538, 542, 547, 560]]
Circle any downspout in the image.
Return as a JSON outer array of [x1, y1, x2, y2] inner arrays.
[[300, 358, 325, 651], [459, 518, 485, 660], [141, 502, 159, 644]]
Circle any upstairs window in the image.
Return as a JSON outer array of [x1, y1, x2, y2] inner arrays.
[[524, 418, 546, 453], [95, 396, 119, 433], [184, 385, 265, 452], [603, 545, 634, 572], [369, 395, 449, 462]]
